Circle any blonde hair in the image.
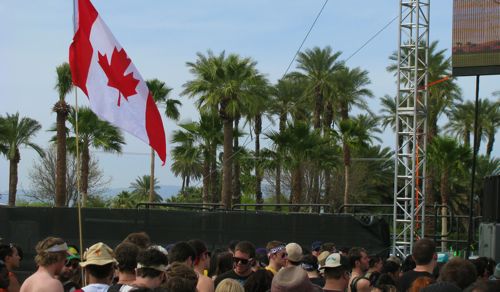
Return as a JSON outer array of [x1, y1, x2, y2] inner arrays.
[[215, 278, 244, 292], [34, 237, 66, 266]]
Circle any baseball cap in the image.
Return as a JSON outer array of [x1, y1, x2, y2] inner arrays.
[[67, 245, 80, 261], [320, 253, 347, 269], [437, 252, 449, 263], [286, 243, 303, 263], [80, 242, 117, 267], [311, 241, 322, 252]]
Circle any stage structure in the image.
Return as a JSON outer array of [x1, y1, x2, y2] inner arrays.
[[393, 0, 430, 256]]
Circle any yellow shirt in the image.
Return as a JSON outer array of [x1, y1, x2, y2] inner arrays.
[[265, 266, 278, 275]]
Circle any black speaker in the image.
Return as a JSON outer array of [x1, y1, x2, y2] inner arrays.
[[482, 175, 500, 223]]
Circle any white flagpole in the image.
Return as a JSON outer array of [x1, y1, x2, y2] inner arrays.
[[73, 0, 84, 273]]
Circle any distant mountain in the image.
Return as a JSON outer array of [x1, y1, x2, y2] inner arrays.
[[0, 185, 182, 203], [103, 185, 181, 200]]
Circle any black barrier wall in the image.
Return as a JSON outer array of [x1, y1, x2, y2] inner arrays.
[[0, 207, 389, 277]]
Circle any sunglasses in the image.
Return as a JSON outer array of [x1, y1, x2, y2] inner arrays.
[[233, 257, 252, 265], [65, 260, 80, 269]]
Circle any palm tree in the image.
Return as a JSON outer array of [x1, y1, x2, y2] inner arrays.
[[379, 94, 397, 131], [445, 101, 475, 147], [108, 191, 137, 208], [268, 77, 308, 207], [267, 122, 325, 211], [336, 114, 381, 208], [333, 66, 373, 207], [146, 79, 181, 203], [170, 130, 203, 193], [241, 75, 271, 208], [482, 98, 500, 156], [64, 107, 125, 206], [0, 119, 8, 192], [292, 47, 344, 208], [292, 46, 344, 130], [130, 175, 162, 202], [427, 136, 470, 251], [182, 51, 262, 209], [173, 112, 223, 204], [0, 113, 44, 206], [53, 62, 73, 207]]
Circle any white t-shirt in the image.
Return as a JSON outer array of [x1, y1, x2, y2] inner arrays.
[[81, 283, 110, 292]]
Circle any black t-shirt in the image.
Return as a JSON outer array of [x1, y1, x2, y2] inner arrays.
[[214, 269, 254, 288], [398, 270, 433, 292]]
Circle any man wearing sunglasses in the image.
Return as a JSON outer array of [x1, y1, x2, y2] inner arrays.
[[214, 241, 255, 288], [58, 245, 82, 292], [265, 241, 287, 275]]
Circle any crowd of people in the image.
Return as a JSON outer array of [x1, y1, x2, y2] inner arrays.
[[0, 234, 499, 292]]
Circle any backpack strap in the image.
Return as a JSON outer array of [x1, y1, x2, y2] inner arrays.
[[107, 284, 124, 292], [350, 276, 369, 292]]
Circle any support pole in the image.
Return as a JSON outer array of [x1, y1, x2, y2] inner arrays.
[[467, 75, 480, 258]]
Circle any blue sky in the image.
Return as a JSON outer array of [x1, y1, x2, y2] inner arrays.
[[0, 0, 498, 193]]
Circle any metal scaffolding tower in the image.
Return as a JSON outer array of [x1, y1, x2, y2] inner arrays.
[[393, 0, 429, 256]]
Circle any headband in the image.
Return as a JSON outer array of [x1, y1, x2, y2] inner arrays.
[[268, 245, 286, 255], [137, 263, 167, 272], [45, 243, 68, 253]]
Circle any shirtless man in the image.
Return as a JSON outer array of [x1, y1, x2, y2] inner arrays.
[[20, 237, 68, 292], [188, 239, 214, 292]]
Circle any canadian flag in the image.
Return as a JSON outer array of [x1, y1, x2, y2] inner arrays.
[[69, 0, 166, 164]]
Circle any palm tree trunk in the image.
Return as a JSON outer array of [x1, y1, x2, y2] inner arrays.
[[55, 101, 69, 207], [476, 127, 483, 153], [81, 145, 90, 207], [255, 114, 263, 210], [8, 149, 20, 207], [276, 112, 286, 211], [324, 169, 332, 211], [221, 117, 233, 209], [464, 130, 470, 148], [291, 163, 303, 212], [343, 142, 351, 212], [312, 171, 320, 212], [149, 149, 155, 203], [440, 171, 449, 252], [210, 146, 218, 204], [275, 161, 282, 211], [202, 150, 210, 206], [313, 88, 322, 129], [232, 117, 241, 207], [486, 131, 494, 157], [323, 102, 333, 212]]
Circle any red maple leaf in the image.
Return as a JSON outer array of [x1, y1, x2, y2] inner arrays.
[[98, 48, 140, 106]]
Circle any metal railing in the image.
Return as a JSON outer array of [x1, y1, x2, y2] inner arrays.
[[135, 202, 224, 211], [231, 203, 332, 213]]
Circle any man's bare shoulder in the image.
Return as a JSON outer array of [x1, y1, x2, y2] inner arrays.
[[197, 274, 214, 292], [20, 272, 63, 292]]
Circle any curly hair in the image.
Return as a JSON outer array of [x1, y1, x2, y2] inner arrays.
[[34, 237, 66, 267], [114, 241, 139, 273]]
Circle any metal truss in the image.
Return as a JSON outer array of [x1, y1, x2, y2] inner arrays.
[[393, 0, 429, 257]]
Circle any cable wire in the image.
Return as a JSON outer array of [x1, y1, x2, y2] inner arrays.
[[282, 0, 329, 78]]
